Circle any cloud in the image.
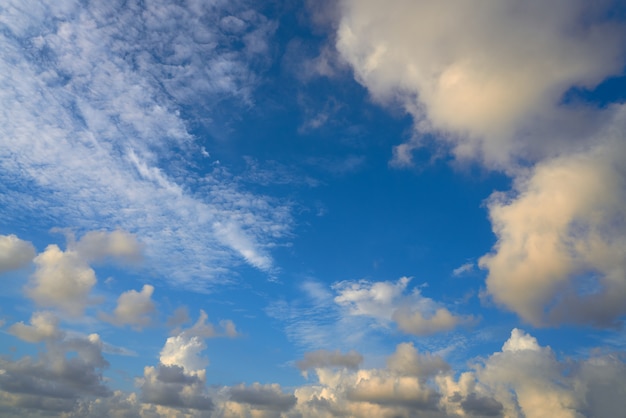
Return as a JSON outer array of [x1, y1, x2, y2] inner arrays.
[[480, 117, 626, 327], [100, 284, 155, 329], [160, 335, 209, 373], [3, 328, 625, 417], [0, 234, 35, 274], [73, 230, 143, 264], [296, 349, 363, 372], [160, 310, 241, 373], [334, 276, 473, 335], [228, 383, 297, 412], [336, 0, 626, 167], [25, 230, 143, 317], [0, 0, 291, 289], [452, 262, 474, 277], [0, 333, 110, 414], [26, 244, 97, 317], [8, 311, 64, 343], [140, 364, 213, 412]]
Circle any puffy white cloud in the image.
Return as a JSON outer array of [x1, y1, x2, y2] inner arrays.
[[334, 277, 473, 335], [73, 230, 143, 264], [160, 310, 241, 373], [480, 119, 626, 327], [25, 230, 142, 317], [160, 335, 208, 373], [100, 284, 155, 329], [336, 0, 626, 166], [0, 234, 35, 274], [26, 244, 97, 317], [8, 311, 63, 343]]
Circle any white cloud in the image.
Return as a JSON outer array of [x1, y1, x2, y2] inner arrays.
[[480, 116, 626, 327], [160, 310, 240, 373], [393, 307, 468, 336], [0, 0, 291, 289], [100, 284, 155, 329], [73, 229, 143, 264], [8, 311, 63, 343], [160, 335, 209, 373], [336, 0, 626, 167], [334, 277, 473, 335], [0, 234, 35, 274], [25, 230, 146, 317], [26, 244, 97, 317], [452, 262, 474, 277]]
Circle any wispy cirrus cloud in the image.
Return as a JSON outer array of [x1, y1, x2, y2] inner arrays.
[[0, 0, 291, 288]]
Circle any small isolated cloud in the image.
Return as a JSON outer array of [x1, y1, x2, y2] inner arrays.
[[452, 262, 474, 277], [296, 349, 363, 372], [393, 306, 471, 336], [8, 311, 64, 343], [100, 284, 155, 329], [73, 229, 143, 264], [333, 276, 473, 335], [26, 244, 97, 317], [0, 234, 35, 274]]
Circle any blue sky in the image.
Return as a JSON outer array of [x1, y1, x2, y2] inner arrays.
[[1, 0, 626, 417]]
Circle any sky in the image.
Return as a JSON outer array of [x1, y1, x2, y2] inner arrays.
[[1, 0, 626, 417]]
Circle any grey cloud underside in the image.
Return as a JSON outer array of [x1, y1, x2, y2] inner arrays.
[[1, 329, 625, 417], [0, 0, 290, 287]]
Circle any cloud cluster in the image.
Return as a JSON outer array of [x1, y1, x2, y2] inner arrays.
[[2, 328, 624, 417], [335, 0, 626, 327], [0, 332, 110, 415]]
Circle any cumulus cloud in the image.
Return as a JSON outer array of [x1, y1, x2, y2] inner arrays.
[[100, 284, 155, 329], [8, 311, 63, 343], [228, 383, 297, 412], [336, 0, 626, 166], [26, 244, 97, 317], [140, 364, 213, 412], [296, 349, 363, 373], [0, 333, 110, 414], [480, 117, 626, 327], [25, 230, 143, 317], [334, 276, 473, 335], [0, 234, 35, 274], [73, 229, 143, 264], [5, 329, 624, 417]]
